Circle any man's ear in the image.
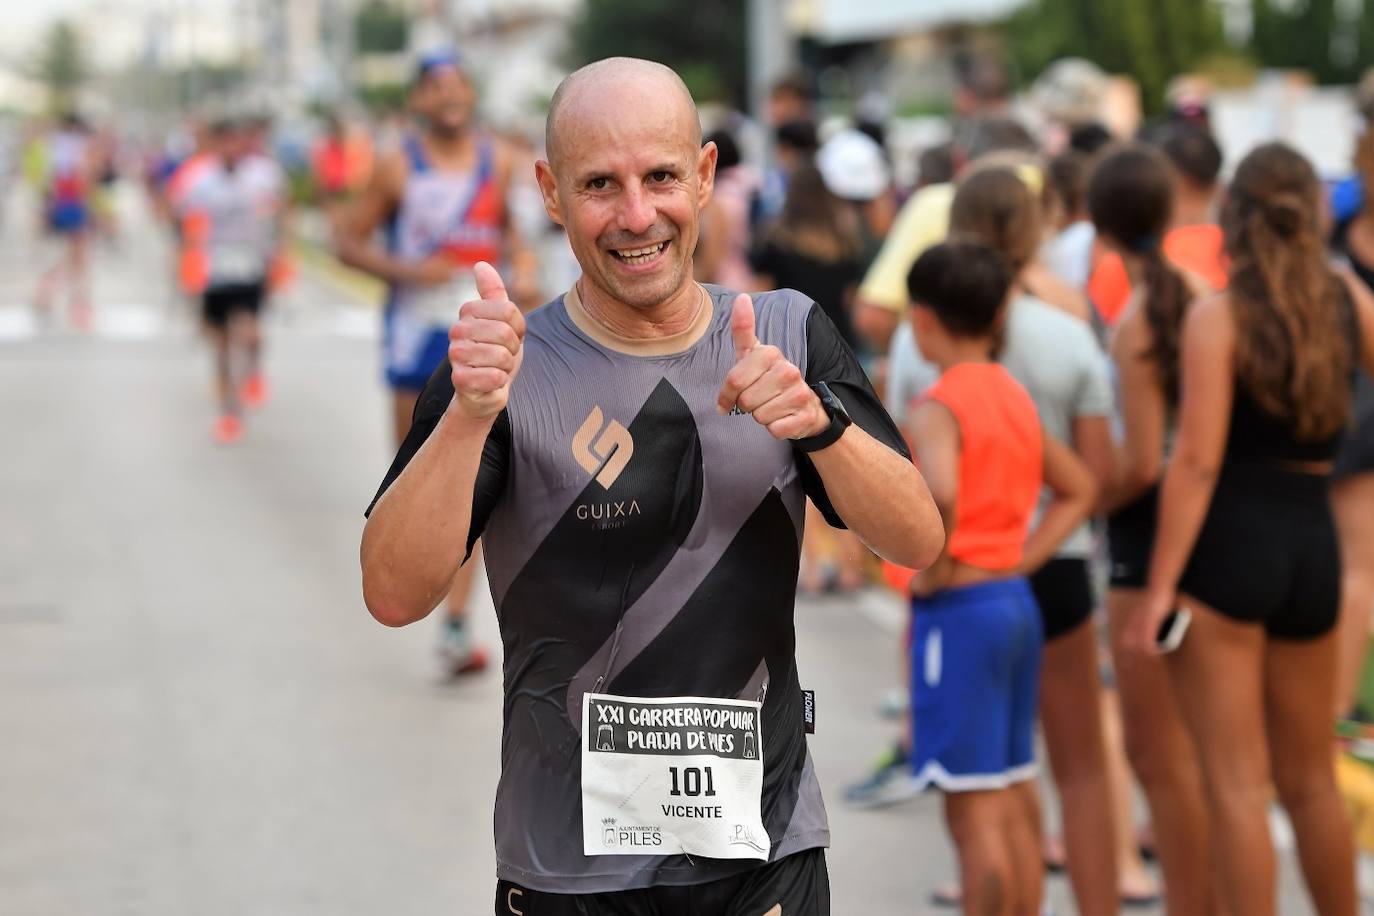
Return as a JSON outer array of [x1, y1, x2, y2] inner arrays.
[[535, 159, 563, 227], [696, 141, 718, 209]]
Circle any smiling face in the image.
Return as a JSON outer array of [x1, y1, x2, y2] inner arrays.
[[409, 66, 475, 138], [537, 61, 715, 313]]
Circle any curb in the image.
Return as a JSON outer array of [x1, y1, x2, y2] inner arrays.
[[290, 237, 385, 307]]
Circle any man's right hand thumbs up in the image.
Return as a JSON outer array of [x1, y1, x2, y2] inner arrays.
[[448, 261, 525, 421]]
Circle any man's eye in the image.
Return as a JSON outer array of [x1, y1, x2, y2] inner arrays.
[[588, 177, 609, 190], [650, 171, 672, 183]]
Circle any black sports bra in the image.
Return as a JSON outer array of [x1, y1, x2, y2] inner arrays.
[[1224, 281, 1360, 465]]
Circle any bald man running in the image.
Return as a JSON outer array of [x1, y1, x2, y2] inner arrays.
[[361, 58, 942, 915]]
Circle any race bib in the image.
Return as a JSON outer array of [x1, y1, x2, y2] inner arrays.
[[210, 244, 263, 284], [409, 272, 480, 327], [581, 693, 769, 860]]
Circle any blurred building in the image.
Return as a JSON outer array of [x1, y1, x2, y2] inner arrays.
[[789, 0, 1025, 44], [437, 0, 579, 134]]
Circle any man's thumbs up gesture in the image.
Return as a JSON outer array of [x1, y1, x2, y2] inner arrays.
[[716, 294, 829, 441], [448, 261, 525, 421]]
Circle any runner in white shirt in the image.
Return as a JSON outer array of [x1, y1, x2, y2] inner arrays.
[[179, 117, 287, 443]]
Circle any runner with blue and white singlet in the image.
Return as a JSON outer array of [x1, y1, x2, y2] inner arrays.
[[337, 49, 538, 676]]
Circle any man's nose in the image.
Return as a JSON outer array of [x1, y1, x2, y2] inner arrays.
[[617, 183, 657, 235]]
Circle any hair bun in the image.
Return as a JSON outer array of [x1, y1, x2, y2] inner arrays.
[[1263, 194, 1304, 237]]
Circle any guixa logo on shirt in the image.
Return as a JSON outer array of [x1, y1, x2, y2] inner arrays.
[[572, 406, 634, 488]]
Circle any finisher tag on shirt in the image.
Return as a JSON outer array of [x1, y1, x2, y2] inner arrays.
[[581, 693, 770, 861]]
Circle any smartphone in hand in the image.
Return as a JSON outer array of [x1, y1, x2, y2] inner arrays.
[[1155, 606, 1192, 654]]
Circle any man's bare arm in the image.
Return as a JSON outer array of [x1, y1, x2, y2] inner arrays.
[[717, 294, 943, 571], [362, 410, 495, 626], [333, 152, 428, 286], [360, 263, 525, 626], [807, 425, 944, 570]]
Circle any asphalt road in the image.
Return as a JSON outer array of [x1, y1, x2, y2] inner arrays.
[[0, 189, 1328, 914]]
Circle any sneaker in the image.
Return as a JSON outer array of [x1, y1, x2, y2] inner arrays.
[[213, 414, 243, 444], [843, 743, 923, 809], [439, 618, 489, 677], [241, 374, 269, 409]]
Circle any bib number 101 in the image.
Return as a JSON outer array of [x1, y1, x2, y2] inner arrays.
[[668, 766, 717, 798]]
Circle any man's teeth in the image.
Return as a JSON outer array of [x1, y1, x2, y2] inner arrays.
[[615, 242, 666, 263]]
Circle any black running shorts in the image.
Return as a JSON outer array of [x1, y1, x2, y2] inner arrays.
[[494, 848, 829, 916], [1106, 487, 1158, 590], [1179, 463, 1340, 640], [1028, 557, 1094, 641], [201, 282, 265, 329]]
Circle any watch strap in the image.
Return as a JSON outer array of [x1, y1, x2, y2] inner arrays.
[[793, 382, 852, 453]]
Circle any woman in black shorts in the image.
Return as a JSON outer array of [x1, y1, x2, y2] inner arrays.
[[1088, 145, 1216, 915], [1129, 143, 1374, 916], [950, 165, 1119, 916]]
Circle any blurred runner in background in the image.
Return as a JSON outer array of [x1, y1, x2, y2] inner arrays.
[[335, 48, 539, 677], [177, 116, 288, 443], [312, 111, 374, 237], [33, 113, 96, 330]]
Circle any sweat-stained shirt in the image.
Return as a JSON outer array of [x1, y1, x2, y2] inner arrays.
[[367, 284, 910, 893]]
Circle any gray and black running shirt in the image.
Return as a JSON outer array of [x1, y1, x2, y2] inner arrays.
[[368, 284, 910, 893]]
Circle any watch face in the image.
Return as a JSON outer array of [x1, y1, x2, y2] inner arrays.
[[816, 383, 850, 422]]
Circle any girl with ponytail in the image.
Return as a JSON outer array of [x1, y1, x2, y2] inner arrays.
[[1128, 142, 1374, 916], [1087, 144, 1216, 915], [947, 166, 1121, 916]]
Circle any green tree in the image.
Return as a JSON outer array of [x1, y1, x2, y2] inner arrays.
[[1251, 0, 1374, 84], [1002, 0, 1226, 113], [355, 0, 408, 55], [32, 19, 89, 111], [566, 0, 747, 106]]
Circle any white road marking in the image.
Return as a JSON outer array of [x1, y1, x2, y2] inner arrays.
[[0, 302, 380, 342]]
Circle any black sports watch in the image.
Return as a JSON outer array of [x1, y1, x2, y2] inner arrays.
[[793, 382, 853, 453]]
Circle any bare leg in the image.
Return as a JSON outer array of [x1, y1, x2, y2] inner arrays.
[[391, 390, 420, 446], [67, 230, 90, 326], [945, 789, 1017, 916], [832, 526, 868, 591], [241, 310, 262, 382], [1108, 589, 1216, 916], [210, 323, 235, 415], [1166, 596, 1274, 916], [799, 501, 829, 593], [1332, 473, 1374, 718], [1039, 621, 1119, 915], [34, 258, 61, 312], [1099, 688, 1160, 901], [1266, 630, 1357, 916], [1009, 780, 1045, 916], [446, 541, 480, 627]]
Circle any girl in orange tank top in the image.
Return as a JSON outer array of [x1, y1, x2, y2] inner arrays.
[[900, 241, 1097, 916]]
